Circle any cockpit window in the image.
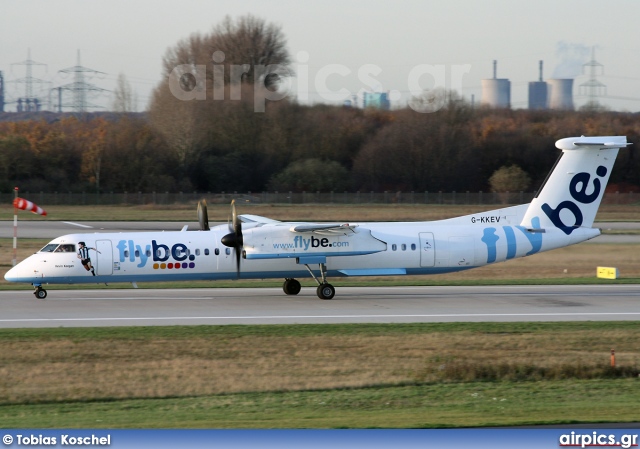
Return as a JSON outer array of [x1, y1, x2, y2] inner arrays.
[[40, 244, 59, 252], [40, 243, 77, 253], [55, 244, 76, 252]]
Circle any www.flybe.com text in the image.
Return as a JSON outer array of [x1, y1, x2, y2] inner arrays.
[[273, 236, 350, 250]]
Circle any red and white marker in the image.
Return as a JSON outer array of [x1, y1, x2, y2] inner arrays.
[[13, 197, 47, 216]]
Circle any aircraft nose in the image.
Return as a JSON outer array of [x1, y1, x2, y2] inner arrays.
[[4, 264, 20, 282], [4, 260, 32, 283]]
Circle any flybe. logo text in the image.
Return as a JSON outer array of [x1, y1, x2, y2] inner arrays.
[[541, 165, 607, 235], [116, 240, 197, 269], [272, 236, 350, 250]]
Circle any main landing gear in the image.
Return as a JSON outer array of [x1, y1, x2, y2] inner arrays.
[[283, 278, 301, 295], [281, 262, 336, 300], [33, 285, 47, 299]]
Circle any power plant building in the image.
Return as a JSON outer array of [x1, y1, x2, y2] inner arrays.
[[481, 61, 511, 108], [480, 60, 577, 111], [528, 82, 547, 109], [0, 71, 4, 112], [528, 61, 548, 110], [547, 78, 574, 110], [362, 92, 390, 110]]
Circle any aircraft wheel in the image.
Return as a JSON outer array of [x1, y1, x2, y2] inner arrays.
[[283, 279, 301, 295], [316, 283, 335, 300], [34, 288, 47, 299]]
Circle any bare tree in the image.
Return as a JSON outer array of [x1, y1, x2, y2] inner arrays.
[[148, 87, 208, 174], [112, 73, 138, 113], [150, 15, 291, 179], [210, 15, 291, 88], [160, 14, 291, 92]]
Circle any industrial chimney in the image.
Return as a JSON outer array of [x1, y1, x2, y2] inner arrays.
[[528, 60, 548, 110]]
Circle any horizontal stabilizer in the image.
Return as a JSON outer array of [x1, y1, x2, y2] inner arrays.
[[555, 136, 631, 150]]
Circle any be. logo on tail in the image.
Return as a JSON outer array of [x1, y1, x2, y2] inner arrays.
[[541, 166, 607, 235]]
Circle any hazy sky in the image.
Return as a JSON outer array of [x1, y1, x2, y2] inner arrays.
[[1, 0, 639, 112]]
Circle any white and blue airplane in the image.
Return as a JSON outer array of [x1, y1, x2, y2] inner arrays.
[[4, 136, 630, 299]]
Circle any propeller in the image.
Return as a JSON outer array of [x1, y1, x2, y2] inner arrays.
[[221, 200, 243, 276], [197, 199, 210, 231]]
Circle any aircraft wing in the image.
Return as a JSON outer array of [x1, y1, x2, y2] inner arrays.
[[239, 217, 357, 234], [239, 214, 281, 224]]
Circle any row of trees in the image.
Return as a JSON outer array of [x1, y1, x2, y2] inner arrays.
[[2, 105, 639, 195], [0, 116, 175, 193], [1, 15, 639, 195]]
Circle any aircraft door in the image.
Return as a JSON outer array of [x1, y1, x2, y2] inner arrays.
[[95, 240, 113, 275], [419, 232, 435, 267]]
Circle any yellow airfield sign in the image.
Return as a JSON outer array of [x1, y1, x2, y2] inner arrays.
[[597, 267, 618, 280]]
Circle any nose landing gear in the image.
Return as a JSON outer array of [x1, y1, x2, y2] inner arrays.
[[33, 285, 47, 299]]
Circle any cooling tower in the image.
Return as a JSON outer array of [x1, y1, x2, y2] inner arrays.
[[481, 60, 510, 108], [481, 79, 511, 108], [547, 78, 574, 110]]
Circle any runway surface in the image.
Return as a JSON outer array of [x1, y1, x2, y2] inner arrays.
[[0, 285, 638, 328], [0, 221, 203, 238]]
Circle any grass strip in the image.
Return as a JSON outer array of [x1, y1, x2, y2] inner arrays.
[[1, 380, 639, 429], [1, 322, 639, 428]]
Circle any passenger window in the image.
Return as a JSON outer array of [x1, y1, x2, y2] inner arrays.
[[206, 248, 211, 256], [124, 250, 129, 258], [225, 248, 231, 255], [135, 250, 140, 257], [401, 244, 406, 251], [214, 249, 218, 256], [411, 243, 416, 251], [146, 249, 151, 257], [392, 244, 397, 251], [196, 249, 201, 256]]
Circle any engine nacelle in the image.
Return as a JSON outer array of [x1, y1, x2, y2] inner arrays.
[[242, 225, 387, 260]]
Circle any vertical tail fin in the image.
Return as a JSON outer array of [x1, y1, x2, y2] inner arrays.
[[521, 136, 629, 234]]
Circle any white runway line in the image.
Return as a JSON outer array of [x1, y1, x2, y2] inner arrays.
[[62, 221, 93, 228]]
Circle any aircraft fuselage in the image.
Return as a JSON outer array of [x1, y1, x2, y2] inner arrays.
[[5, 206, 599, 286]]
